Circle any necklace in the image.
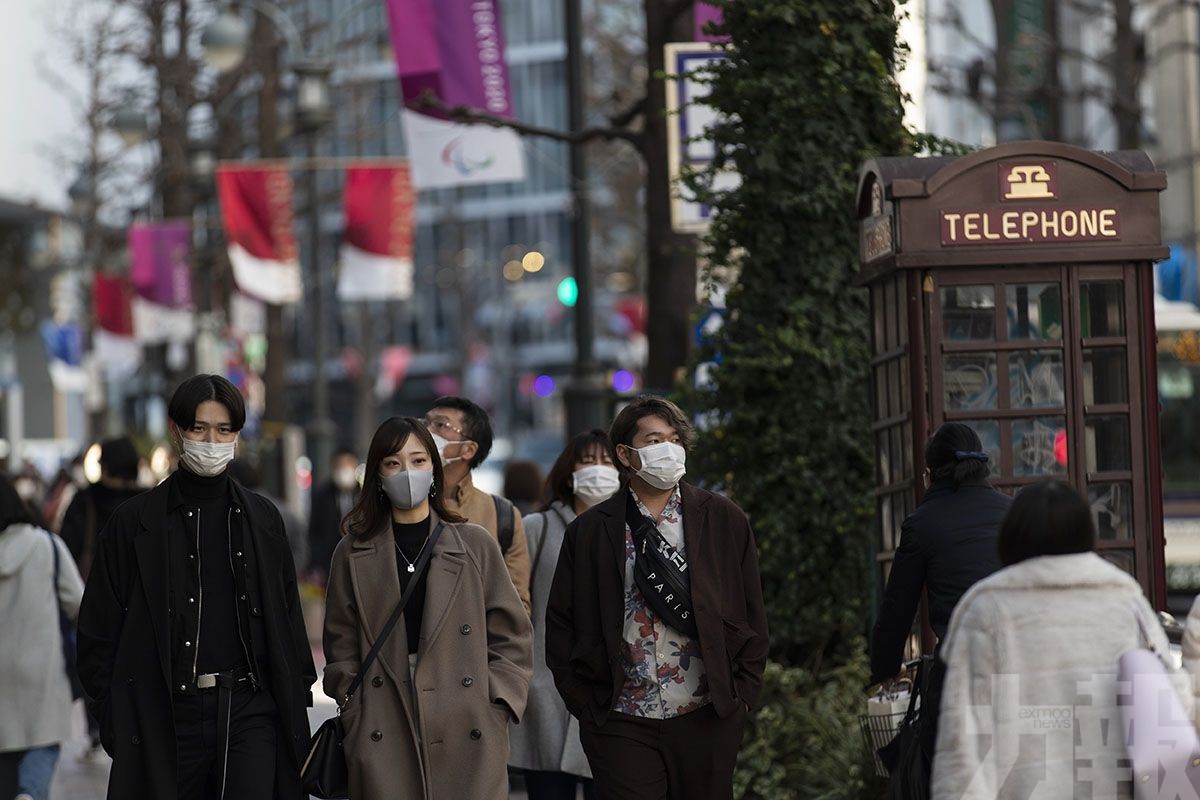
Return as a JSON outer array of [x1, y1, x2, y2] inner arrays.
[[394, 538, 428, 573]]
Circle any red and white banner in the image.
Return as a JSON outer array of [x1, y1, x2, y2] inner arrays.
[[338, 164, 415, 301], [216, 165, 302, 305], [91, 273, 141, 378]]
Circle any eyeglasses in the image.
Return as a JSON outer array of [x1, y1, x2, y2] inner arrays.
[[422, 416, 468, 439]]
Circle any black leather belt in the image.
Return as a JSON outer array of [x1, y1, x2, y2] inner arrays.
[[194, 663, 256, 692]]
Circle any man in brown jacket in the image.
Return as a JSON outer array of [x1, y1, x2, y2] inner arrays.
[[545, 396, 768, 800], [424, 396, 532, 614]]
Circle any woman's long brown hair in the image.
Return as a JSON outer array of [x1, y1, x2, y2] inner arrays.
[[341, 416, 465, 538]]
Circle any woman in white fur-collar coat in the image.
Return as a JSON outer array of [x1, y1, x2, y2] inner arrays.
[[932, 480, 1191, 800]]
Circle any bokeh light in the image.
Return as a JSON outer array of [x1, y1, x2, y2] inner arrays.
[[503, 260, 524, 281], [612, 370, 636, 393], [557, 277, 578, 306], [522, 251, 545, 272], [533, 374, 557, 397]]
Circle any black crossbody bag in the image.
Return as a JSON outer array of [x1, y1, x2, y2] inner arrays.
[[624, 492, 698, 637], [302, 522, 444, 799]]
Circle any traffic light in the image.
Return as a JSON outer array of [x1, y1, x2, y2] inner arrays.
[[557, 276, 578, 307]]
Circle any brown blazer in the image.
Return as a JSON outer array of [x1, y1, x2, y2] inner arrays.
[[545, 483, 769, 726], [443, 472, 533, 615], [323, 513, 533, 800]]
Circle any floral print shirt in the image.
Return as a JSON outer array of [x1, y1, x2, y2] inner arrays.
[[612, 486, 711, 719]]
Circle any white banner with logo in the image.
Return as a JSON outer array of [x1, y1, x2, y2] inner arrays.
[[401, 110, 526, 190]]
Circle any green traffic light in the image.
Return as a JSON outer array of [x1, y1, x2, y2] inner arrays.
[[557, 276, 579, 307]]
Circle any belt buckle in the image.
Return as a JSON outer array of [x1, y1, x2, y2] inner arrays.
[[197, 673, 218, 690]]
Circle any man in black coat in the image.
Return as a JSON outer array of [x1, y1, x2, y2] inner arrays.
[[77, 375, 317, 800], [306, 447, 359, 581], [545, 396, 769, 800]]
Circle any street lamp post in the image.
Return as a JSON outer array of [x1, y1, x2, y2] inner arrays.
[[562, 0, 612, 436]]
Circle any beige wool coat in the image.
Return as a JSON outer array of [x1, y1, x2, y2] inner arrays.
[[323, 513, 533, 800]]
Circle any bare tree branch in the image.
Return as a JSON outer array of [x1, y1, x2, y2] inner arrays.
[[413, 94, 646, 150]]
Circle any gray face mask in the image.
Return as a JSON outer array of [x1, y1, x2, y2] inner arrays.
[[380, 470, 434, 510]]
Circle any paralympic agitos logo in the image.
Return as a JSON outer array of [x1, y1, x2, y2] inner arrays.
[[441, 136, 496, 176]]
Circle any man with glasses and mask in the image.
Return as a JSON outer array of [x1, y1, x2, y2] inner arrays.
[[76, 374, 316, 800], [423, 395, 532, 614]]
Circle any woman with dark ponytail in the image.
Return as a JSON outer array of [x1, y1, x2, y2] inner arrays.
[[870, 423, 1010, 685]]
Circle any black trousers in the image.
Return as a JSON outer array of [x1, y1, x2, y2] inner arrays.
[[524, 770, 598, 800], [580, 704, 747, 800], [173, 682, 278, 800]]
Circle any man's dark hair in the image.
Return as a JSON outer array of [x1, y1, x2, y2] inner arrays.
[[998, 480, 1096, 566], [542, 429, 618, 509], [99, 436, 139, 482], [925, 422, 991, 488], [168, 374, 246, 431], [0, 474, 36, 531], [609, 395, 696, 451], [430, 396, 493, 469]]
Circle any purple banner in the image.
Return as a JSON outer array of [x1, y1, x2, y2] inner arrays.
[[386, 0, 515, 119], [695, 3, 726, 42], [128, 220, 193, 308]]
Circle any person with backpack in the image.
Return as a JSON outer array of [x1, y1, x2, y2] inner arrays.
[[423, 396, 532, 614], [0, 473, 85, 800], [509, 429, 621, 800], [545, 396, 769, 800]]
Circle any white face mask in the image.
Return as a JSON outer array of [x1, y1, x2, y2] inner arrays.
[[572, 464, 621, 508], [380, 470, 434, 510], [430, 433, 467, 468], [627, 442, 686, 491], [333, 466, 358, 492], [179, 438, 237, 477]]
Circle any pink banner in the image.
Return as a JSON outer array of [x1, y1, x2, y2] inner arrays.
[[386, 0, 515, 119], [128, 220, 193, 308], [695, 3, 726, 42]]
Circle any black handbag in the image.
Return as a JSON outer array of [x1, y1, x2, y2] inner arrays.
[[48, 531, 84, 700], [624, 492, 698, 637], [878, 656, 939, 800], [302, 522, 444, 799]]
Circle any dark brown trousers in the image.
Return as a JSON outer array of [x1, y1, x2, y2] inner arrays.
[[580, 703, 748, 800]]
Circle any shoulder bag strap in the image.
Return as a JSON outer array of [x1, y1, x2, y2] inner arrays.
[[493, 495, 514, 554], [341, 522, 444, 708]]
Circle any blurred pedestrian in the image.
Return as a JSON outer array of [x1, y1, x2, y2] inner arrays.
[[228, 459, 308, 576], [41, 453, 87, 535], [76, 374, 316, 800], [504, 459, 543, 516], [545, 396, 769, 800], [932, 480, 1189, 798], [59, 436, 145, 756], [869, 422, 1011, 779], [308, 448, 360, 583], [0, 473, 84, 800], [323, 416, 532, 799], [510, 430, 619, 800], [424, 396, 532, 613]]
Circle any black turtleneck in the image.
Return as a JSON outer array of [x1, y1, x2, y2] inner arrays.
[[175, 468, 243, 673], [392, 516, 430, 656]]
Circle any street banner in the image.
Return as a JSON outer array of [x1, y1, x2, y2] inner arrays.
[[339, 163, 416, 300], [216, 164, 302, 305], [664, 42, 739, 233], [386, 0, 527, 187], [91, 273, 142, 377], [401, 110, 526, 189], [129, 220, 192, 307], [128, 220, 196, 344], [694, 3, 726, 42], [40, 321, 89, 393]]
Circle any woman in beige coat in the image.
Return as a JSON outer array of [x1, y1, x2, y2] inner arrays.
[[323, 416, 533, 800]]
